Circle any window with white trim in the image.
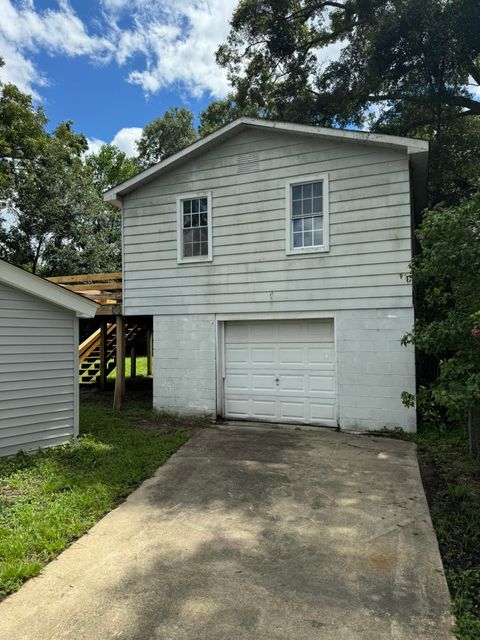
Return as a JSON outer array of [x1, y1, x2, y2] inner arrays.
[[177, 192, 213, 263], [286, 175, 329, 254]]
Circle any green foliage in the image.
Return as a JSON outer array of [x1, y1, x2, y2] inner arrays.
[[218, 0, 480, 204], [137, 107, 197, 169], [198, 96, 259, 137], [0, 67, 141, 276], [402, 193, 480, 421], [85, 143, 138, 193], [0, 399, 189, 597]]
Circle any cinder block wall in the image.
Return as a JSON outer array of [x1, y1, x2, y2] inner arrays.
[[153, 315, 216, 415], [152, 308, 416, 432], [335, 308, 416, 432]]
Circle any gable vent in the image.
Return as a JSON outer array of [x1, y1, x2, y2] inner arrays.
[[237, 151, 259, 174]]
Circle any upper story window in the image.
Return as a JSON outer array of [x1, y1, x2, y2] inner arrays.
[[176, 192, 213, 263], [285, 174, 329, 255]]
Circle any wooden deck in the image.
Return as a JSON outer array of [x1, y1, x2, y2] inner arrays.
[[47, 272, 123, 316], [47, 272, 152, 410]]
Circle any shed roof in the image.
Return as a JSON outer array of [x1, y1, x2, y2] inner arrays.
[[104, 117, 429, 207], [0, 259, 98, 318]]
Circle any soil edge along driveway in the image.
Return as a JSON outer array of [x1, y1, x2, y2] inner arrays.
[[0, 426, 454, 640]]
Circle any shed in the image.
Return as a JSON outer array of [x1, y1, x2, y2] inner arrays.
[[0, 260, 98, 457]]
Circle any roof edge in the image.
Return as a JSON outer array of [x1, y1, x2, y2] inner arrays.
[[0, 259, 99, 318], [104, 117, 429, 205]]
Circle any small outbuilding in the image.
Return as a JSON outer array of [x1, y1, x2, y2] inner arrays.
[[0, 259, 98, 457]]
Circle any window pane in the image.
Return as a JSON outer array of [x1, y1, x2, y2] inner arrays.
[[313, 216, 323, 230], [314, 229, 323, 246], [303, 183, 312, 198], [293, 218, 303, 232], [183, 200, 191, 214], [183, 243, 193, 257], [183, 213, 191, 228], [192, 243, 200, 257], [303, 217, 312, 231], [192, 199, 199, 213], [303, 198, 312, 215], [200, 242, 209, 255], [200, 198, 208, 212], [192, 228, 200, 242], [184, 229, 193, 243], [312, 182, 322, 197], [303, 232, 313, 247], [292, 185, 302, 201], [200, 212, 208, 226], [292, 199, 302, 217], [293, 232, 303, 248], [200, 227, 208, 241], [191, 213, 199, 227], [312, 197, 322, 214]]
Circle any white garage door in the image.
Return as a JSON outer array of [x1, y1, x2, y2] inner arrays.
[[224, 319, 337, 426]]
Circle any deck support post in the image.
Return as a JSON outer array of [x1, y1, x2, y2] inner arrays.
[[130, 345, 136, 381], [146, 327, 153, 376], [99, 321, 107, 390], [113, 315, 125, 411]]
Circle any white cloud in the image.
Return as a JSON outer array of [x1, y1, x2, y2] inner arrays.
[[0, 0, 235, 100], [86, 137, 106, 155], [111, 127, 142, 156], [87, 126, 142, 157]]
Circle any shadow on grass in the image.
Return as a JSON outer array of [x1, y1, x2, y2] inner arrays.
[[0, 391, 191, 598]]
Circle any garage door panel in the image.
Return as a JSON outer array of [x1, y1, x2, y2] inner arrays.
[[251, 399, 276, 418], [226, 347, 249, 365], [251, 348, 276, 365], [310, 402, 336, 421], [309, 375, 336, 393], [224, 319, 337, 427], [279, 401, 306, 421], [251, 374, 276, 392], [308, 347, 335, 367]]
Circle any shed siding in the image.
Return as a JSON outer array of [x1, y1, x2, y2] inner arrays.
[[122, 128, 413, 316], [0, 281, 76, 457]]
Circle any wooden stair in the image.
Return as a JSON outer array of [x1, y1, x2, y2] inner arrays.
[[79, 322, 141, 385]]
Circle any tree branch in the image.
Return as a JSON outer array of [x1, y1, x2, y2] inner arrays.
[[367, 92, 480, 115]]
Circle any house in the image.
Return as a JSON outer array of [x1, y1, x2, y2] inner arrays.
[[0, 260, 97, 457], [104, 118, 429, 432]]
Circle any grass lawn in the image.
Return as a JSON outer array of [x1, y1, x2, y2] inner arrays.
[[380, 425, 480, 639], [108, 356, 149, 380], [0, 392, 190, 599]]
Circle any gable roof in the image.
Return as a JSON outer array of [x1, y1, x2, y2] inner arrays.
[[0, 259, 98, 318], [104, 117, 429, 207]]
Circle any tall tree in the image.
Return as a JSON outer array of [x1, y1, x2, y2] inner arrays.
[[198, 97, 259, 137], [218, 0, 480, 204], [137, 107, 197, 169], [86, 144, 138, 193]]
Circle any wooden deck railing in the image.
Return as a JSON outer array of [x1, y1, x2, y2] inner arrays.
[[47, 272, 122, 314]]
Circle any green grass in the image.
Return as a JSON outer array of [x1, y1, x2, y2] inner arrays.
[[377, 424, 480, 639], [107, 356, 150, 380], [0, 396, 189, 598]]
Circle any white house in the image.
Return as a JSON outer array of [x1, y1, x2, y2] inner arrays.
[[105, 118, 428, 432], [0, 260, 98, 457]]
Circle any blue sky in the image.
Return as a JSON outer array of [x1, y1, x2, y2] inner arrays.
[[0, 0, 238, 155]]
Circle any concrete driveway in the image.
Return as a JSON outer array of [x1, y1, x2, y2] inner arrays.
[[0, 425, 453, 640]]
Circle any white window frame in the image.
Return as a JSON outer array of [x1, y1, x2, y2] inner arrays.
[[285, 173, 329, 255], [176, 191, 213, 264]]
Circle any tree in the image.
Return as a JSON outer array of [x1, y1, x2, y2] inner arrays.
[[0, 59, 48, 201], [218, 0, 480, 204], [402, 193, 480, 423], [198, 97, 259, 137], [85, 144, 138, 193], [137, 107, 197, 169]]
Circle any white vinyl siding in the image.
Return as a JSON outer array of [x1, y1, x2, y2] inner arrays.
[[122, 128, 413, 316], [0, 281, 76, 457]]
